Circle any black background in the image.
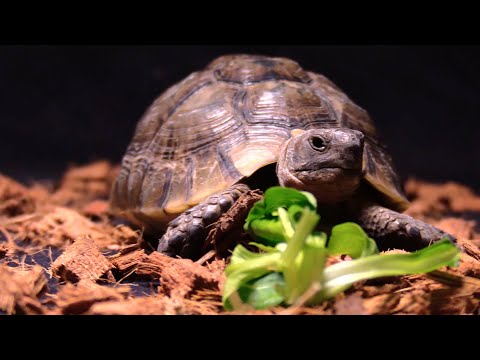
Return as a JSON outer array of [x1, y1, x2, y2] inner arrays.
[[1, 45, 478, 190]]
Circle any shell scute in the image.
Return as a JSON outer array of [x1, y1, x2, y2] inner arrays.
[[111, 55, 409, 229]]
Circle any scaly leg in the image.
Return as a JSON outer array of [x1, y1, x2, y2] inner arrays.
[[356, 204, 457, 251], [157, 184, 250, 259]]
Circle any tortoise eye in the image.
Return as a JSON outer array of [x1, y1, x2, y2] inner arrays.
[[309, 136, 327, 152]]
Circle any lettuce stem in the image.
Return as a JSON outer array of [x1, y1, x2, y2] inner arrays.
[[320, 240, 460, 300]]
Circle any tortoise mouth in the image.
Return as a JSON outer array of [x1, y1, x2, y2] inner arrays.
[[292, 167, 363, 185], [294, 166, 360, 174]]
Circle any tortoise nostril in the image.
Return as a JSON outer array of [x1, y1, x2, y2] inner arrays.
[[309, 136, 327, 152]]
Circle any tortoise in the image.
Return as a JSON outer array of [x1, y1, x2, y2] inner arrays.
[[110, 54, 455, 259]]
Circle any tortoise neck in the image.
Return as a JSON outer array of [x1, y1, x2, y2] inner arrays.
[[243, 163, 279, 191]]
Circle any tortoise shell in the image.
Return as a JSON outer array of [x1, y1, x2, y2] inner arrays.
[[111, 54, 409, 230]]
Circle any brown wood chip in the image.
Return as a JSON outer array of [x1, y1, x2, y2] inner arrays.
[[88, 294, 219, 315], [50, 235, 114, 283], [137, 251, 221, 298], [53, 280, 130, 314], [109, 246, 146, 276], [0, 264, 47, 314], [0, 174, 36, 217], [0, 243, 11, 258], [334, 292, 368, 315]]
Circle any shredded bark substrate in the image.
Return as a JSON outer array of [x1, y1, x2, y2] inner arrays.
[[1, 161, 480, 315]]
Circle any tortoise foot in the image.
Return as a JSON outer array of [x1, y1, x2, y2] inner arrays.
[[157, 184, 250, 259], [357, 205, 457, 252]]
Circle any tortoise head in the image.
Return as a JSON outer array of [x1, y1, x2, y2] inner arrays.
[[277, 128, 365, 204]]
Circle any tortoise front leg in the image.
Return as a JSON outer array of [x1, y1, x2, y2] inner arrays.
[[157, 184, 250, 259], [356, 204, 457, 251]]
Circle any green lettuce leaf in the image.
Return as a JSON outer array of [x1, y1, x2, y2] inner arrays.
[[237, 272, 286, 309], [327, 222, 378, 258], [223, 245, 282, 310]]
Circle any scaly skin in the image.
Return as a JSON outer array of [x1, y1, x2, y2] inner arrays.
[[157, 184, 250, 259], [356, 204, 457, 251]]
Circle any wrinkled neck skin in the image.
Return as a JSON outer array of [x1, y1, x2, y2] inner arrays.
[[315, 185, 378, 225]]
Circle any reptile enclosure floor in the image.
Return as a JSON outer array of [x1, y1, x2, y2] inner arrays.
[[1, 160, 480, 315]]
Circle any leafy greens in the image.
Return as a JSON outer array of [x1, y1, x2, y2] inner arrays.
[[223, 186, 460, 310]]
